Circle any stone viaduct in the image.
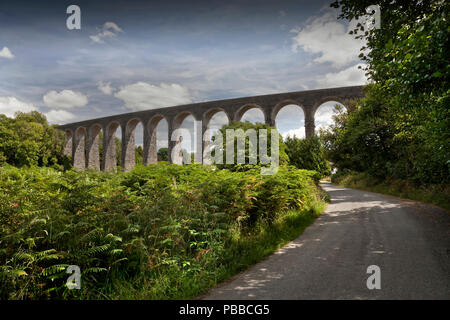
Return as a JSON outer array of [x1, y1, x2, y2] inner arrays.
[[57, 85, 364, 171]]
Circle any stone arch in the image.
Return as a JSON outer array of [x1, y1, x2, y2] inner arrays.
[[103, 121, 121, 172], [173, 111, 194, 128], [147, 113, 170, 164], [122, 117, 144, 171], [312, 96, 347, 115], [87, 124, 102, 170], [144, 114, 168, 164], [170, 111, 196, 165], [234, 103, 266, 123], [148, 114, 166, 128], [271, 100, 306, 128], [313, 98, 347, 135], [202, 108, 231, 165], [73, 127, 87, 170], [203, 107, 232, 129], [274, 104, 306, 140]]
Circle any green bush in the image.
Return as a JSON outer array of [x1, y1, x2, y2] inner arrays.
[[0, 163, 326, 299], [157, 148, 168, 161], [215, 121, 289, 172], [284, 136, 330, 178], [0, 111, 70, 169]]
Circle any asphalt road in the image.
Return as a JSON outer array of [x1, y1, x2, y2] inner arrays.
[[204, 182, 450, 299]]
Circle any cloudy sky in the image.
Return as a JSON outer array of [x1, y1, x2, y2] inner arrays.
[[0, 0, 367, 150]]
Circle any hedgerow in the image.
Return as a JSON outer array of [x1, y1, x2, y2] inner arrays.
[[0, 163, 326, 299]]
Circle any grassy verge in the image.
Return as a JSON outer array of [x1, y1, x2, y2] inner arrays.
[[112, 203, 326, 299], [331, 171, 450, 211], [0, 164, 328, 299]]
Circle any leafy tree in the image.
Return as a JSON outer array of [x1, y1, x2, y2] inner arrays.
[[285, 136, 331, 178], [0, 111, 70, 169], [320, 86, 396, 176], [216, 121, 289, 171], [157, 147, 168, 161], [317, 103, 352, 161], [328, 0, 449, 183]]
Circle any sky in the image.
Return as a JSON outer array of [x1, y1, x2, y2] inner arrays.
[[0, 0, 367, 150]]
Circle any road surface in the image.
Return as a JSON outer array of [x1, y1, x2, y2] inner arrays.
[[204, 182, 450, 299]]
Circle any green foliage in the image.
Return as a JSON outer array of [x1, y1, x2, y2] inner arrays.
[[135, 146, 143, 165], [0, 164, 326, 299], [115, 137, 122, 167], [328, 0, 449, 184], [216, 121, 289, 171], [0, 111, 70, 169], [321, 86, 396, 176], [284, 136, 331, 178], [157, 148, 168, 162]]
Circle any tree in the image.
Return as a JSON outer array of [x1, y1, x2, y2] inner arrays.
[[157, 148, 168, 162], [320, 85, 396, 177], [0, 111, 70, 169], [216, 121, 289, 171], [284, 136, 330, 178], [328, 0, 449, 183]]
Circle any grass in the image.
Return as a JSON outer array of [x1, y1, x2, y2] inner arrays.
[[110, 204, 326, 299], [331, 171, 450, 211]]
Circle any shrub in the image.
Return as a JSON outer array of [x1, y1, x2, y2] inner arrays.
[[284, 136, 330, 178], [215, 121, 289, 172]]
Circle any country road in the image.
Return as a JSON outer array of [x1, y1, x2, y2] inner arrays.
[[204, 182, 450, 300]]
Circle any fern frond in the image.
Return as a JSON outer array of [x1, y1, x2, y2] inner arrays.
[[83, 267, 107, 275], [87, 244, 110, 256], [13, 251, 34, 262], [110, 249, 123, 256], [42, 264, 69, 276], [105, 233, 122, 242]]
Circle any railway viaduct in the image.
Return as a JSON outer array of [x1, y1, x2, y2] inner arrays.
[[57, 85, 364, 171]]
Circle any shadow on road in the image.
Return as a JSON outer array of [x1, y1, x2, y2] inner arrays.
[[203, 183, 450, 300]]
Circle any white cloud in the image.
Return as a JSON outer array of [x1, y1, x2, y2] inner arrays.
[[0, 46, 14, 59], [282, 127, 305, 139], [241, 108, 265, 123], [290, 11, 364, 68], [0, 96, 36, 117], [43, 90, 88, 109], [97, 81, 114, 95], [90, 22, 123, 43], [315, 123, 333, 134], [44, 109, 76, 124], [315, 105, 338, 123], [114, 82, 193, 111], [317, 63, 367, 87], [314, 104, 341, 131], [103, 22, 122, 33], [208, 112, 229, 129]]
